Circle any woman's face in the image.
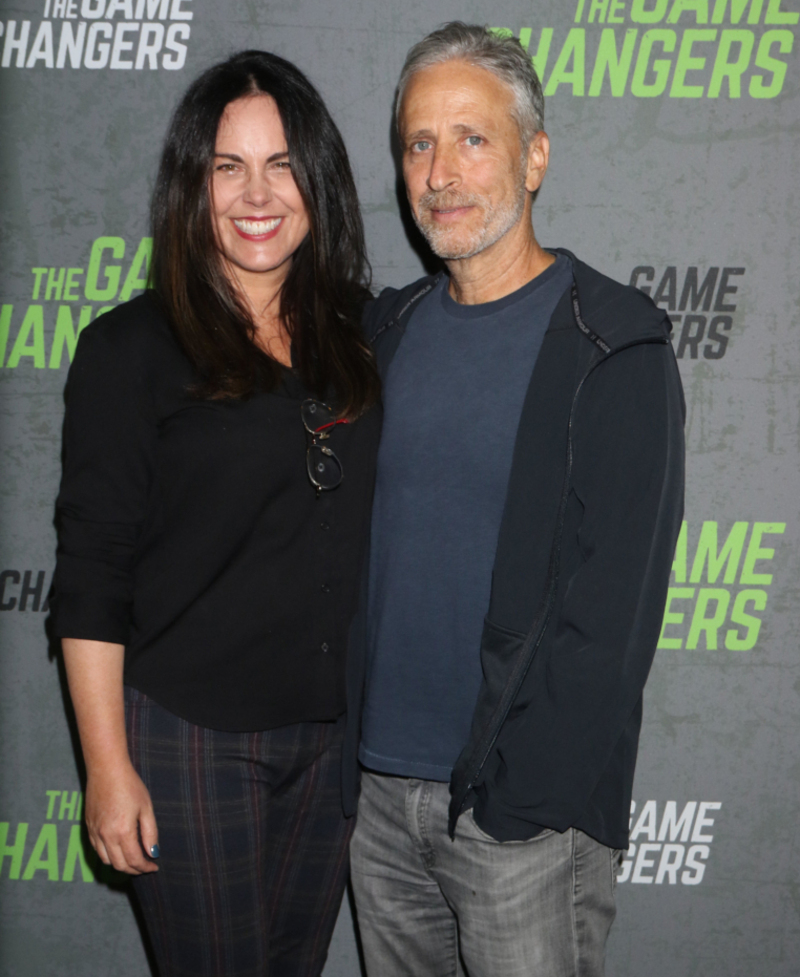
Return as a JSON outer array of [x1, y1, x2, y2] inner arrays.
[[210, 94, 310, 292]]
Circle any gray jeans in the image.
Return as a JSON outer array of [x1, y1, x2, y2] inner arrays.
[[350, 771, 620, 977]]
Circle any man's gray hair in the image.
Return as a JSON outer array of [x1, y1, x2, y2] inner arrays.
[[396, 22, 544, 144]]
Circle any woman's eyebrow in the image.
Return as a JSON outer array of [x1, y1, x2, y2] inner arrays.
[[213, 151, 289, 162]]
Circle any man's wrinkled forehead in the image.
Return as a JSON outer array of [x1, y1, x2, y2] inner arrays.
[[397, 59, 518, 138]]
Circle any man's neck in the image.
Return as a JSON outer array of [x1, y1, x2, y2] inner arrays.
[[446, 221, 554, 306]]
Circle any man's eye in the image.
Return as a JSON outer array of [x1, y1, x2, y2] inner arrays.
[[412, 140, 431, 152], [466, 135, 483, 147]]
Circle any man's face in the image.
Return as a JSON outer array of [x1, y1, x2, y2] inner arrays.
[[399, 59, 542, 261]]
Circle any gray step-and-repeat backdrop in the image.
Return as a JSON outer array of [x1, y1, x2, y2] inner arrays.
[[1, 1, 798, 974]]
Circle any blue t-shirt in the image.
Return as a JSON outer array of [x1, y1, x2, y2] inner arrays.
[[360, 255, 572, 781]]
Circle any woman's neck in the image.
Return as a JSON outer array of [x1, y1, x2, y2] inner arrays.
[[227, 263, 293, 368]]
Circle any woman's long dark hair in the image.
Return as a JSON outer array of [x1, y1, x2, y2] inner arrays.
[[149, 50, 379, 416]]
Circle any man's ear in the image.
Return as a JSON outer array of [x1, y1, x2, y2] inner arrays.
[[525, 131, 550, 194]]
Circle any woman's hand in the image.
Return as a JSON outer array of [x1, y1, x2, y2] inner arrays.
[[85, 761, 159, 875], [62, 638, 159, 876]]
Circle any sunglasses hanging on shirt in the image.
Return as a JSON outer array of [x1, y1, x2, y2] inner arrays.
[[301, 399, 348, 495]]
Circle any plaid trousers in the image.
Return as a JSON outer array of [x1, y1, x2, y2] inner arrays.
[[125, 686, 353, 977]]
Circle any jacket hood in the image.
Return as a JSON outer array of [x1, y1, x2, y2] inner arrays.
[[556, 249, 672, 353], [364, 250, 672, 356]]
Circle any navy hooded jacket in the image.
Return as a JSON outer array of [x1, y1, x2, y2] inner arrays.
[[343, 250, 685, 849]]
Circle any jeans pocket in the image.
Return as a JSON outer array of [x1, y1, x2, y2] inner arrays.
[[461, 807, 556, 846], [610, 848, 625, 890]]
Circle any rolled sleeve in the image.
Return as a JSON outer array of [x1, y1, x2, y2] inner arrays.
[[51, 316, 157, 643]]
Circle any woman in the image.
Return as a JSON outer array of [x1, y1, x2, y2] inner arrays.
[[51, 50, 381, 977]]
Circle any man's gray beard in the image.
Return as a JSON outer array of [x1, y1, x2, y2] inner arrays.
[[412, 183, 527, 260]]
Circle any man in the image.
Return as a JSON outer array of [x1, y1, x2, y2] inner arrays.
[[344, 22, 685, 977]]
